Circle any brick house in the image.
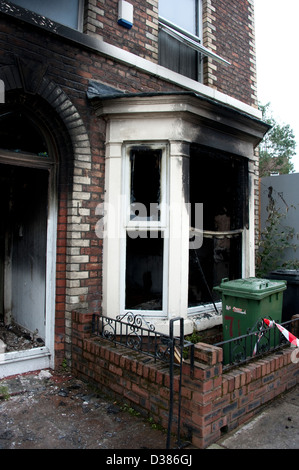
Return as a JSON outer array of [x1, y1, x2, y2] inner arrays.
[[0, 0, 269, 378]]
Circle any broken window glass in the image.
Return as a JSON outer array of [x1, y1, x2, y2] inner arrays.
[[188, 146, 247, 307], [188, 235, 242, 306], [0, 110, 48, 156], [125, 232, 163, 310], [130, 148, 162, 221]]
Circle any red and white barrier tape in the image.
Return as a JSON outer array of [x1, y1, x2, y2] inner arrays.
[[263, 318, 299, 348], [253, 329, 264, 356], [253, 318, 299, 356]]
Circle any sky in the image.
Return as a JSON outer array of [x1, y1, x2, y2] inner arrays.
[[254, 0, 299, 172]]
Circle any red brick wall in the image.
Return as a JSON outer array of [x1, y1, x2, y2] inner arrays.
[[0, 13, 181, 365], [84, 0, 257, 107], [84, 0, 159, 63], [211, 0, 257, 106], [55, 191, 67, 364], [72, 310, 299, 449]]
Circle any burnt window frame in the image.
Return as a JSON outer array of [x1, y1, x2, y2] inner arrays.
[[125, 144, 168, 231], [188, 145, 249, 313]]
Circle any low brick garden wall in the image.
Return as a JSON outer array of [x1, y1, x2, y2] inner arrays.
[[71, 310, 299, 449]]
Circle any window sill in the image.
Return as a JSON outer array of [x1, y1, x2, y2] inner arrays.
[[190, 306, 223, 331]]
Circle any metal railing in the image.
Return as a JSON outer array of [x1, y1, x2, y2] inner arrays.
[[92, 312, 195, 449], [214, 317, 299, 370], [159, 16, 230, 65], [92, 312, 194, 367]]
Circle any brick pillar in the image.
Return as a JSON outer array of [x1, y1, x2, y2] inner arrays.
[[181, 342, 224, 449], [71, 309, 93, 375]]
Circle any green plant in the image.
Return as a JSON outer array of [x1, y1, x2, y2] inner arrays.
[[147, 416, 164, 432], [182, 329, 203, 359], [185, 329, 202, 344], [0, 385, 10, 400], [259, 103, 296, 177], [121, 403, 141, 417], [256, 196, 299, 277], [61, 358, 68, 370]]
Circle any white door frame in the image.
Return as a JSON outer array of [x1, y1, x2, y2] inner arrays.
[[0, 150, 57, 377]]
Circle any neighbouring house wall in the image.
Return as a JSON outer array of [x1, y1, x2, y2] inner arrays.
[[72, 310, 299, 449]]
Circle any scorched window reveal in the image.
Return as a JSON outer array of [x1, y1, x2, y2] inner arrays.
[[122, 143, 248, 315], [188, 145, 249, 310]]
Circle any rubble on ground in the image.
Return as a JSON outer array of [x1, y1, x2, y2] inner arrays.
[[0, 321, 45, 353]]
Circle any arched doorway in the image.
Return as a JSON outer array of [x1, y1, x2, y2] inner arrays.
[[0, 106, 57, 375]]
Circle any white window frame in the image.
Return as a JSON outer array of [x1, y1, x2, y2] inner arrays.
[[159, 0, 202, 38], [124, 143, 168, 230], [120, 142, 169, 317], [158, 0, 230, 67]]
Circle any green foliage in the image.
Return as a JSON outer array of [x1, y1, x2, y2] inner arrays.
[[256, 195, 299, 277], [259, 103, 296, 177], [185, 329, 202, 345], [121, 403, 141, 417], [0, 385, 10, 400], [183, 329, 203, 359], [147, 416, 164, 431]]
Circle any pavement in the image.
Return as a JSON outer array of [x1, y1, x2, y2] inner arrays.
[[0, 369, 179, 451], [208, 384, 299, 450], [0, 368, 298, 453]]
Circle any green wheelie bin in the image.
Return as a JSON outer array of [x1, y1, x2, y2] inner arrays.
[[214, 277, 287, 364]]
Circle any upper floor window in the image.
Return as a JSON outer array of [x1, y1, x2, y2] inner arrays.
[[159, 0, 200, 37], [158, 0, 203, 81], [10, 0, 84, 30]]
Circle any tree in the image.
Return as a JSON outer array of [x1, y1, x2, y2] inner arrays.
[[259, 103, 296, 177], [256, 193, 298, 278]]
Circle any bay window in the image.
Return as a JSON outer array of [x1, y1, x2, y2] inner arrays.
[[94, 93, 262, 334]]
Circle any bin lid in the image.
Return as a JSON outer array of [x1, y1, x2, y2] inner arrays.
[[269, 269, 299, 281], [214, 277, 287, 299]]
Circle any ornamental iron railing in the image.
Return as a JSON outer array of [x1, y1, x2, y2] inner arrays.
[[92, 312, 194, 449], [92, 312, 194, 367], [214, 317, 299, 370]]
